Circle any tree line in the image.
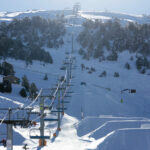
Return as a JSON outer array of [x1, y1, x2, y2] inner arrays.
[[0, 16, 66, 64], [77, 19, 150, 60]]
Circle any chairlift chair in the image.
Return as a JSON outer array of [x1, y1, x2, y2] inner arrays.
[[29, 128, 51, 139]]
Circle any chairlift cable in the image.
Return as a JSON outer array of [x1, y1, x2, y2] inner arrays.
[[0, 111, 8, 126]]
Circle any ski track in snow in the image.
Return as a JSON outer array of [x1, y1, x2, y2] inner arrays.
[[0, 95, 24, 107]]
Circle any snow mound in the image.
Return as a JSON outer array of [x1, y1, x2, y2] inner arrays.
[[97, 128, 150, 150], [77, 116, 149, 137]]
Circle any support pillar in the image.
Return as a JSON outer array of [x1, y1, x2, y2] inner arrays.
[[57, 90, 61, 131], [7, 109, 13, 150], [39, 97, 45, 146]]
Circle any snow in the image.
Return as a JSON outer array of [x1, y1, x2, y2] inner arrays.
[[0, 10, 150, 150], [79, 11, 143, 18], [97, 128, 150, 150], [41, 114, 88, 150], [0, 9, 150, 24], [79, 11, 150, 24], [6, 12, 24, 17], [6, 10, 45, 18], [0, 18, 12, 21], [0, 12, 6, 17], [79, 12, 111, 21], [0, 95, 23, 107]]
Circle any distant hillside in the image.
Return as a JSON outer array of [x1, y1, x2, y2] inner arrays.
[[79, 11, 150, 24], [1, 10, 150, 25], [0, 16, 66, 63], [77, 19, 150, 74]]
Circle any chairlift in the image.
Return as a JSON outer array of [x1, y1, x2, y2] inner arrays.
[[121, 89, 136, 94], [61, 101, 70, 104], [120, 88, 136, 103], [21, 120, 31, 128], [44, 118, 59, 121], [129, 89, 136, 93], [29, 128, 51, 139], [51, 110, 63, 113]]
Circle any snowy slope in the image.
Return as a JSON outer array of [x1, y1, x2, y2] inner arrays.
[[0, 11, 150, 150], [0, 9, 150, 24], [79, 11, 150, 24], [97, 128, 150, 150]]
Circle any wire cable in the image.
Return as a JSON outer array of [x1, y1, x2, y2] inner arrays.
[[0, 111, 8, 126]]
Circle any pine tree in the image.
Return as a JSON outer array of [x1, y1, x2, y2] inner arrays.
[[19, 88, 27, 97], [44, 74, 48, 80], [114, 72, 120, 77], [29, 82, 38, 99], [1, 62, 15, 76], [3, 80, 12, 93], [107, 51, 118, 61], [22, 75, 30, 91], [125, 62, 131, 70], [141, 68, 146, 74], [136, 57, 143, 70], [99, 71, 107, 77]]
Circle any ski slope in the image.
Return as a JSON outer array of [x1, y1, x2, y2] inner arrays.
[[1, 11, 150, 150]]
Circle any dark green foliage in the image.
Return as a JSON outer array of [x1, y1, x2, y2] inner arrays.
[[78, 48, 85, 55], [0, 16, 65, 63], [125, 62, 131, 70], [80, 82, 86, 86], [141, 68, 146, 74], [0, 80, 12, 93], [44, 74, 48, 80], [99, 71, 107, 77], [22, 75, 30, 91], [99, 56, 105, 62], [25, 45, 53, 64], [88, 70, 92, 74], [77, 20, 150, 60], [19, 88, 27, 97], [86, 67, 89, 70], [140, 43, 150, 56], [29, 82, 38, 99], [0, 62, 15, 76], [0, 83, 4, 93], [107, 51, 118, 61], [60, 66, 66, 70], [83, 53, 90, 60], [94, 48, 103, 58], [81, 64, 85, 70], [136, 57, 149, 70], [143, 57, 149, 68], [3, 80, 12, 93], [136, 57, 143, 70], [91, 67, 96, 72], [114, 72, 120, 77]]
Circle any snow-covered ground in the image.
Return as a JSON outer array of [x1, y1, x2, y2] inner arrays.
[[1, 9, 150, 24], [1, 11, 150, 150]]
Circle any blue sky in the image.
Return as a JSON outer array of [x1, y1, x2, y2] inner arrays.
[[0, 0, 150, 15]]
